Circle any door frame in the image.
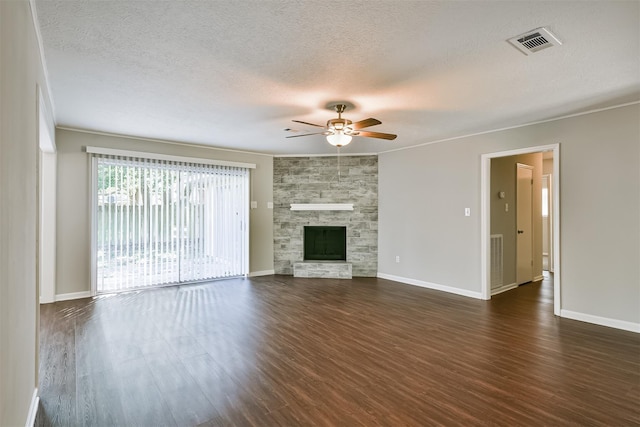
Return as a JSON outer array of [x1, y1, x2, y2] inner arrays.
[[542, 173, 553, 272], [480, 143, 561, 315]]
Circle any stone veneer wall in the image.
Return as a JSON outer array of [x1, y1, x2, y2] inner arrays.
[[273, 155, 378, 276]]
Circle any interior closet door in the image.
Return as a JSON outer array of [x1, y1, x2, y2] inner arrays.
[[516, 163, 534, 285]]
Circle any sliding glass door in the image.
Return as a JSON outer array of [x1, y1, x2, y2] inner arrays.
[[93, 155, 249, 293]]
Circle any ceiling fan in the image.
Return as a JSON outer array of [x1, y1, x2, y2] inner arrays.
[[285, 103, 397, 147]]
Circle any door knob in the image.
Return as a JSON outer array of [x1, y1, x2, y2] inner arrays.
[[517, 230, 524, 234]]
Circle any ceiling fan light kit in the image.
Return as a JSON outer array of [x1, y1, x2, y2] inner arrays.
[[326, 131, 352, 147], [286, 103, 397, 147]]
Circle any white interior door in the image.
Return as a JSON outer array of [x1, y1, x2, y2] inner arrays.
[[516, 163, 533, 285]]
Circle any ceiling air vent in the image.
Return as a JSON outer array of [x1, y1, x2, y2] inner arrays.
[[508, 27, 562, 55]]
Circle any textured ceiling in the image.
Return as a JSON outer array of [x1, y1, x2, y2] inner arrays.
[[35, 0, 640, 155]]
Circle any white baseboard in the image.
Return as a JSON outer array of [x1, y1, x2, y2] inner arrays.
[[249, 270, 275, 277], [561, 309, 640, 333], [377, 272, 483, 299], [26, 388, 38, 427], [55, 291, 91, 302], [533, 275, 544, 282], [39, 295, 55, 304], [491, 282, 518, 296]]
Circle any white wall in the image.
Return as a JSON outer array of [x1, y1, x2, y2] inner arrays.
[[0, 0, 55, 424], [379, 104, 640, 329], [55, 129, 274, 296]]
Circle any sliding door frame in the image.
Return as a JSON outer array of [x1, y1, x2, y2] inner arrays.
[[90, 156, 99, 296], [89, 148, 255, 296]]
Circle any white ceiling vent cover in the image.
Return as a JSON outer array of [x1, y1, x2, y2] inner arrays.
[[508, 27, 562, 55]]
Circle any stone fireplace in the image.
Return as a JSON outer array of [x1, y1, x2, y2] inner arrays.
[[273, 155, 378, 277]]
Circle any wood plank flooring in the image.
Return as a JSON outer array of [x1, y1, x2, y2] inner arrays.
[[36, 274, 640, 426]]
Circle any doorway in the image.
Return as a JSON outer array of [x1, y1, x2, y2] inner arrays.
[[480, 144, 560, 315]]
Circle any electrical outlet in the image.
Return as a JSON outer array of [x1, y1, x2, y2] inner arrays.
[[395, 256, 400, 263], [505, 203, 509, 212]]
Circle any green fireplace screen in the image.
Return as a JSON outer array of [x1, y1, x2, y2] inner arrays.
[[304, 226, 347, 261]]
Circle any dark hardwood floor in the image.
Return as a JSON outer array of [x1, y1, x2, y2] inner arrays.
[[36, 274, 640, 426]]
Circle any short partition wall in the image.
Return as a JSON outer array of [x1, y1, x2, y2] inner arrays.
[[273, 155, 378, 277]]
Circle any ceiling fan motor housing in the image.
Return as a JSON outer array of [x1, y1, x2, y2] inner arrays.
[[327, 118, 353, 133]]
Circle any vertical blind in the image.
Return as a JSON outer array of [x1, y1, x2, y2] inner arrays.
[[94, 155, 249, 293]]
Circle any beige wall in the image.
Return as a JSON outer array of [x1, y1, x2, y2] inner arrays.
[[55, 129, 274, 295], [379, 103, 640, 326], [490, 156, 516, 286], [543, 158, 554, 175], [0, 0, 55, 425], [491, 153, 543, 288]]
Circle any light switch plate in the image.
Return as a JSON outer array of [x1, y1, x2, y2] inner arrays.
[[267, 202, 273, 209], [250, 201, 258, 209], [465, 208, 471, 216]]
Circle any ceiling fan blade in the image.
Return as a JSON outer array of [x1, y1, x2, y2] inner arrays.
[[285, 132, 327, 138], [356, 131, 397, 140], [351, 118, 382, 130], [292, 119, 325, 128]]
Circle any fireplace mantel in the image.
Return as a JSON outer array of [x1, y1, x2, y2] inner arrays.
[[290, 203, 354, 211]]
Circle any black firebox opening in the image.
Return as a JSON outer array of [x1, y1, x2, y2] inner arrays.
[[304, 226, 347, 261]]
